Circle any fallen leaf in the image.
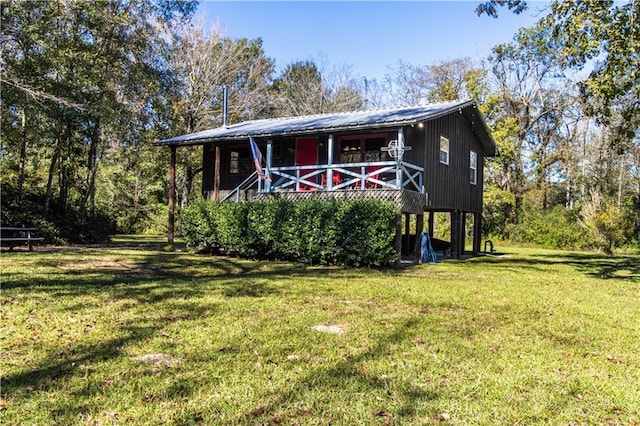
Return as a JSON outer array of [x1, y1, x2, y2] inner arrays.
[[248, 406, 267, 416], [373, 408, 392, 419]]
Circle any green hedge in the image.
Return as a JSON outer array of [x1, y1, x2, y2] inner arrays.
[[182, 198, 399, 267]]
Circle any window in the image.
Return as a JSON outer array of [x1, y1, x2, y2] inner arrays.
[[339, 133, 387, 163], [228, 146, 252, 174], [470, 150, 478, 185], [439, 136, 449, 165]]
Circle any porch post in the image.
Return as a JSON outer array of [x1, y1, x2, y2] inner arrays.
[[213, 145, 220, 201], [168, 145, 176, 245], [266, 139, 272, 192], [327, 134, 334, 190], [396, 127, 404, 189]]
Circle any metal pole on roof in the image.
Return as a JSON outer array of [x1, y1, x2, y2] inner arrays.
[[222, 86, 228, 127]]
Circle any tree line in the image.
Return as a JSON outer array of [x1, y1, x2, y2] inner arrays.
[[1, 0, 638, 253]]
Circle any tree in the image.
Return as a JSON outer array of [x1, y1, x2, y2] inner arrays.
[[484, 25, 577, 223], [477, 0, 640, 152], [388, 58, 486, 105], [164, 22, 275, 225], [271, 59, 364, 116], [1, 0, 197, 241]]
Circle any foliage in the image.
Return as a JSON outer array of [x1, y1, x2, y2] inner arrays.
[[482, 187, 516, 237], [580, 190, 625, 255], [389, 58, 486, 105], [505, 204, 591, 250], [478, 0, 640, 152], [0, 181, 115, 244], [182, 198, 398, 267], [0, 0, 196, 241], [542, 0, 640, 152]]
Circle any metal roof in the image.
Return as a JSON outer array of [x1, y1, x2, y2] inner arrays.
[[154, 99, 496, 155]]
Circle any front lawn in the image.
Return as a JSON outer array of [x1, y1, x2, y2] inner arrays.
[[1, 237, 638, 424]]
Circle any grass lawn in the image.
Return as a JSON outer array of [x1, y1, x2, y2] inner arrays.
[[1, 236, 638, 425]]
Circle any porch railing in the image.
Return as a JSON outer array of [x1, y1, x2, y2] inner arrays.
[[220, 161, 424, 202], [269, 161, 423, 192]]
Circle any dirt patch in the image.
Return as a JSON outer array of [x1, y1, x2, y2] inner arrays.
[[131, 353, 181, 368]]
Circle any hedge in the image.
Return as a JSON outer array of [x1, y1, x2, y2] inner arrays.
[[182, 198, 399, 267]]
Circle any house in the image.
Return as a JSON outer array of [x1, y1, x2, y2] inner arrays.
[[155, 99, 497, 261]]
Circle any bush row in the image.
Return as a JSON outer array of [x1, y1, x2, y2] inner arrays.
[[182, 198, 399, 267]]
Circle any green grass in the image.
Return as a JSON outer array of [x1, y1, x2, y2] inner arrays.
[[1, 237, 639, 425]]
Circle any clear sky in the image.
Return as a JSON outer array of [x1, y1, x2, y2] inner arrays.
[[198, 1, 550, 81]]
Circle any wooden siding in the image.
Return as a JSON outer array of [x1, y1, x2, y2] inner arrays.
[[421, 115, 484, 213]]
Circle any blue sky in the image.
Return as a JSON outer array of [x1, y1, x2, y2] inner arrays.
[[198, 1, 550, 81]]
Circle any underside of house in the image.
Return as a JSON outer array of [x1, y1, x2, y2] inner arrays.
[[155, 99, 497, 263]]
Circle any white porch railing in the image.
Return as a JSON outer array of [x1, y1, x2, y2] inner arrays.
[[220, 161, 424, 202], [269, 161, 423, 192]]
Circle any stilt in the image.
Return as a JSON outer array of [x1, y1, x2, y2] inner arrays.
[[415, 213, 424, 262], [395, 214, 403, 266], [473, 212, 481, 255], [428, 210, 434, 236]]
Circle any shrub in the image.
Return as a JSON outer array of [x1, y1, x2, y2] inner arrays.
[[182, 198, 398, 267], [506, 205, 591, 250]]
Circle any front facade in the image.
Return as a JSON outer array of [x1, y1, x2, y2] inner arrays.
[[156, 100, 496, 260]]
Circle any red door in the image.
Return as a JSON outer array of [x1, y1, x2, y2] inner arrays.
[[296, 138, 318, 190]]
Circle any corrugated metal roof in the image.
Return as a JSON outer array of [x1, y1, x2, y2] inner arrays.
[[154, 99, 496, 155]]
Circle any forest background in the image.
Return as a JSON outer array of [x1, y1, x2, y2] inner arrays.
[[1, 0, 638, 254]]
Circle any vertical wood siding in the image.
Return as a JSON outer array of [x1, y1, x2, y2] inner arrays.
[[421, 115, 485, 213]]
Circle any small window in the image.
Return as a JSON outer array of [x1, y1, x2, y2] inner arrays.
[[228, 146, 252, 174], [439, 136, 449, 165], [470, 150, 478, 185]]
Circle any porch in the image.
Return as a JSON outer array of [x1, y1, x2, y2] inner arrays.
[[218, 160, 425, 207]]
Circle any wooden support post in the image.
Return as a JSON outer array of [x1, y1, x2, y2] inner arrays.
[[404, 213, 410, 256], [213, 145, 220, 201], [460, 212, 467, 257], [450, 210, 462, 259], [394, 213, 402, 266], [428, 210, 434, 236], [415, 213, 424, 262], [168, 146, 176, 245], [473, 212, 482, 255]]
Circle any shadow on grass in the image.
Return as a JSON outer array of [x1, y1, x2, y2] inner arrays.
[[236, 317, 439, 424], [0, 245, 349, 406], [470, 250, 640, 283]]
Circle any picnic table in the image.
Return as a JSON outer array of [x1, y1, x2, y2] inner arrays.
[[0, 226, 44, 252]]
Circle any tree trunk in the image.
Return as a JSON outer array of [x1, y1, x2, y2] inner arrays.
[[17, 109, 27, 203], [81, 118, 100, 216], [44, 119, 66, 216]]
